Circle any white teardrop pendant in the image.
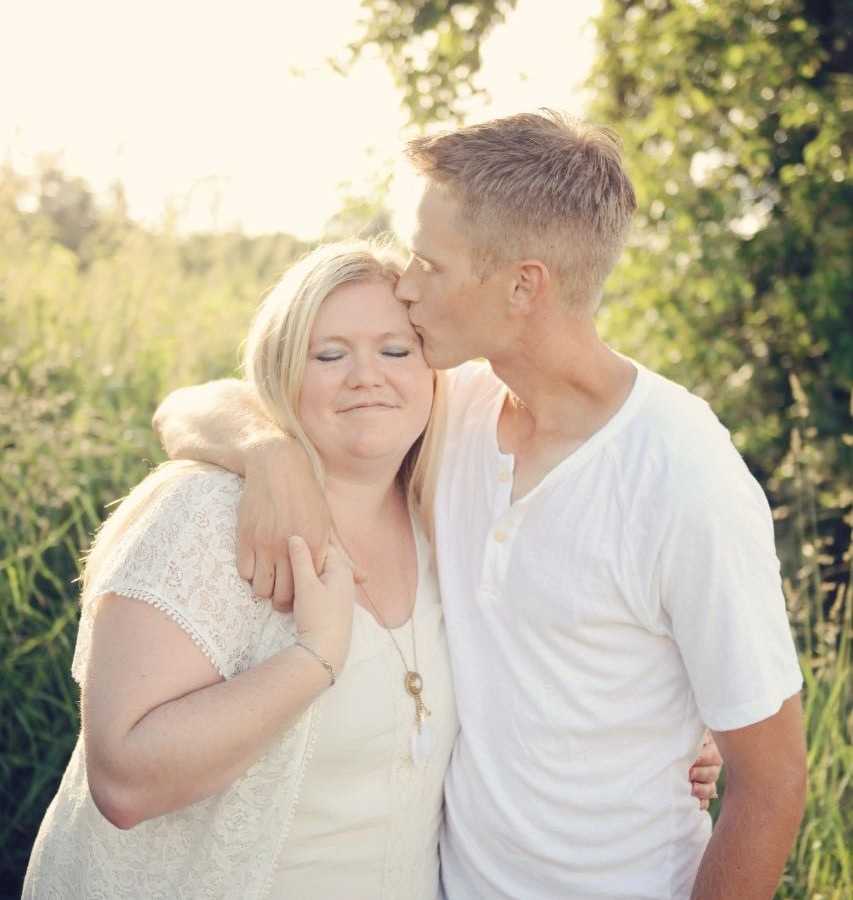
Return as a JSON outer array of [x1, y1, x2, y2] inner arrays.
[[411, 721, 435, 766]]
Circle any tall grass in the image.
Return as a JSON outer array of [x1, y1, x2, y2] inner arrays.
[[1, 193, 850, 897]]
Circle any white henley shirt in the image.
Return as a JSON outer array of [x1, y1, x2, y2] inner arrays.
[[436, 359, 803, 900]]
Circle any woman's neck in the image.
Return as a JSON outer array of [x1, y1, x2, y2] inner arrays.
[[323, 469, 406, 532]]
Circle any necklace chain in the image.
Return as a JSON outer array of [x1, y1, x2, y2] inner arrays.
[[332, 521, 431, 731], [358, 581, 418, 672]]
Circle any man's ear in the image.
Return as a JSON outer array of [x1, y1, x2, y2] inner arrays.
[[510, 259, 550, 315]]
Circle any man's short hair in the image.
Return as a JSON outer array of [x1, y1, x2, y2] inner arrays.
[[405, 110, 637, 311]]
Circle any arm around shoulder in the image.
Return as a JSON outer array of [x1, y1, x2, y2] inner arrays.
[[153, 380, 330, 605], [153, 378, 283, 475]]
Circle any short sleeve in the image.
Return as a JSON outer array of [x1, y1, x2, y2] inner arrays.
[[72, 467, 270, 684], [657, 431, 803, 731]]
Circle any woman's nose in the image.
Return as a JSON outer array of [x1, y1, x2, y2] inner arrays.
[[345, 354, 385, 388]]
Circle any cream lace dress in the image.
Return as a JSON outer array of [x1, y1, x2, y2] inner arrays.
[[23, 468, 458, 900]]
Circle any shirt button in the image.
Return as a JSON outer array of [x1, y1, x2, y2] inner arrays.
[[494, 529, 508, 543], [498, 470, 512, 483]]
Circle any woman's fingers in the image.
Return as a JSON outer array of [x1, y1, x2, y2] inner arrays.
[[691, 779, 719, 800], [288, 536, 320, 593], [689, 764, 721, 785], [696, 731, 724, 767]]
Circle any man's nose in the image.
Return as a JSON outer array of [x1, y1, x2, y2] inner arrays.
[[395, 268, 419, 304]]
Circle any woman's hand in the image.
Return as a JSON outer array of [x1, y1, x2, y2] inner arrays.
[[289, 537, 356, 674], [690, 729, 723, 811]]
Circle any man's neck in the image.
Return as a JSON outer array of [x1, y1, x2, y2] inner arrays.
[[488, 310, 636, 446]]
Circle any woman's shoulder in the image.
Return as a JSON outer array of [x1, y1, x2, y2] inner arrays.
[[76, 463, 265, 683], [147, 462, 244, 515], [110, 462, 244, 550], [84, 462, 248, 614]]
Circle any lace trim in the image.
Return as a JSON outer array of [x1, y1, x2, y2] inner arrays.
[[97, 585, 227, 679]]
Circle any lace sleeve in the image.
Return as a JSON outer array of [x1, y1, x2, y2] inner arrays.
[[72, 467, 267, 684]]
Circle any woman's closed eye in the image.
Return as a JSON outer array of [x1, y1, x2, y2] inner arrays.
[[314, 347, 412, 363]]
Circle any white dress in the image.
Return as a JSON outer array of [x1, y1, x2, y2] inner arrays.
[[23, 468, 458, 900]]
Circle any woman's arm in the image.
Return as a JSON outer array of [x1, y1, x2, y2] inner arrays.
[[153, 380, 329, 607], [84, 538, 354, 829]]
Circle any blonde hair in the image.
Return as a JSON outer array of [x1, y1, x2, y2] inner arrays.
[[82, 240, 447, 601], [406, 110, 637, 310], [243, 239, 446, 533]]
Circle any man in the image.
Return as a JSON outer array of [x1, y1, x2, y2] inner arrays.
[[155, 112, 806, 898]]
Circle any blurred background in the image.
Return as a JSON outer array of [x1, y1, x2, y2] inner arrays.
[[1, 0, 849, 896]]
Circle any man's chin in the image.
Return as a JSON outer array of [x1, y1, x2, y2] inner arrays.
[[422, 344, 471, 371]]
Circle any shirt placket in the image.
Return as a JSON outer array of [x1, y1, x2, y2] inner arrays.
[[478, 459, 524, 604]]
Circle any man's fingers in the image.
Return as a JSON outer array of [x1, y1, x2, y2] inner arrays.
[[310, 536, 330, 581], [289, 535, 320, 593], [319, 545, 354, 587], [236, 541, 256, 582], [252, 554, 275, 599], [271, 563, 295, 612], [321, 544, 349, 571]]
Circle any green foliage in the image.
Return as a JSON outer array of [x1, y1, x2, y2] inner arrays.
[[353, 0, 517, 125], [588, 0, 851, 566], [0, 169, 309, 894], [585, 1, 852, 894]]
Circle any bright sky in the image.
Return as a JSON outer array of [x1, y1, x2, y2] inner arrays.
[[1, 0, 600, 238]]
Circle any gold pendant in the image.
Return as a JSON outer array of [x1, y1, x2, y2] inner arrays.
[[405, 671, 423, 697], [405, 670, 430, 730]]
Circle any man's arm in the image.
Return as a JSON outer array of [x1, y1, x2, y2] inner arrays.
[[153, 379, 282, 474], [153, 380, 329, 606], [690, 694, 807, 899]]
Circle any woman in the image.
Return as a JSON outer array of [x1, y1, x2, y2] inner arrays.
[[24, 241, 456, 899]]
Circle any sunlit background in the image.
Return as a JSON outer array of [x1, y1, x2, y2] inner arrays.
[[2, 0, 598, 237]]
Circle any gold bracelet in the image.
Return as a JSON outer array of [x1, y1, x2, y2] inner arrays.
[[294, 640, 336, 686]]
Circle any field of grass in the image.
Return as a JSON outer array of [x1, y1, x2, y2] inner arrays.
[[1, 193, 850, 898]]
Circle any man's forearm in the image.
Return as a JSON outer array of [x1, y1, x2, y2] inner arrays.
[[153, 379, 284, 475], [690, 769, 806, 899]]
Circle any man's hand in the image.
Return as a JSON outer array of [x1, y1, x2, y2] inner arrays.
[[238, 439, 330, 610], [689, 730, 723, 811]]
